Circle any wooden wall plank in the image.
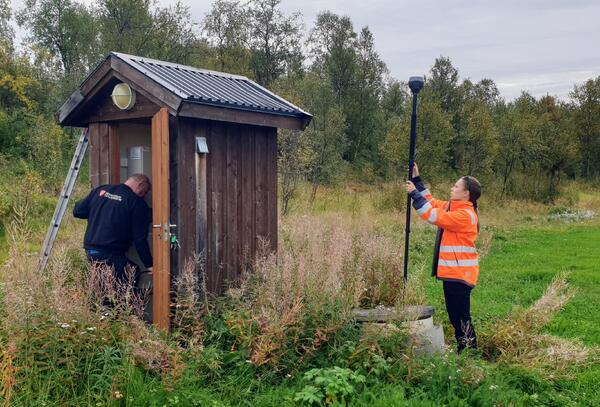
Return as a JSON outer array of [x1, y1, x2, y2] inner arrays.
[[99, 123, 110, 184], [204, 121, 213, 291], [226, 125, 241, 284], [240, 126, 255, 269], [176, 118, 196, 275], [108, 123, 120, 183], [88, 123, 100, 188], [266, 127, 278, 252], [235, 127, 244, 280], [207, 123, 216, 292], [208, 122, 227, 292], [255, 128, 268, 248], [220, 124, 228, 290], [195, 131, 208, 280]]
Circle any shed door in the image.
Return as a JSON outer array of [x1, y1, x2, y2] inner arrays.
[[151, 107, 170, 330]]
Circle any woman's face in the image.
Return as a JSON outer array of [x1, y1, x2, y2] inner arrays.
[[450, 178, 470, 201]]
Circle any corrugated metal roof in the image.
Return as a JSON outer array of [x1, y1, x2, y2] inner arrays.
[[111, 52, 310, 118]]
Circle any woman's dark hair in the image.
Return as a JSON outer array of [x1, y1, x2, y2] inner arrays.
[[461, 176, 481, 231]]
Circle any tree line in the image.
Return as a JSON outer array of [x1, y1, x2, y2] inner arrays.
[[0, 0, 599, 209]]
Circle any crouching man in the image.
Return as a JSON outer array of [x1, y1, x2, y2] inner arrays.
[[73, 174, 153, 285]]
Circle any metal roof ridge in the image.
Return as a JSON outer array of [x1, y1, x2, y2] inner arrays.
[[110, 51, 250, 81], [112, 54, 190, 99]]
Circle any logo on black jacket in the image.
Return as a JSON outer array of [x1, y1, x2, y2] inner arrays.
[[99, 190, 122, 202]]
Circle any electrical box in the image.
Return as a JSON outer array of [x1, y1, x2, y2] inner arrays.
[[196, 136, 209, 154]]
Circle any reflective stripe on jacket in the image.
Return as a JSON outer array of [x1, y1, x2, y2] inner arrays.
[[410, 176, 479, 287]]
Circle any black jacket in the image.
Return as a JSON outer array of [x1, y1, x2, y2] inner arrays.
[[73, 184, 153, 268]]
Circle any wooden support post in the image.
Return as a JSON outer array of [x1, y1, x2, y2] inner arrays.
[[151, 108, 170, 331]]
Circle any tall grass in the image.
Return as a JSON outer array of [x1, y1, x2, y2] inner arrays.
[[0, 179, 598, 405], [0, 203, 179, 405], [217, 213, 428, 370]]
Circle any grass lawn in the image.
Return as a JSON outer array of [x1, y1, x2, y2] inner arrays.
[[479, 224, 600, 345], [485, 223, 600, 404], [418, 221, 600, 405]]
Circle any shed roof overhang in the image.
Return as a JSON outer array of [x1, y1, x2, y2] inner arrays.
[[56, 53, 312, 131]]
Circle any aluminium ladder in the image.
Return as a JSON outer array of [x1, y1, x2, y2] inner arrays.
[[38, 128, 89, 271]]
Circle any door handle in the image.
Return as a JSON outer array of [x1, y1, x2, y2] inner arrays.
[[152, 223, 177, 239]]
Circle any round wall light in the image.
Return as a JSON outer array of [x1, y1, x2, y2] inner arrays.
[[111, 83, 136, 110]]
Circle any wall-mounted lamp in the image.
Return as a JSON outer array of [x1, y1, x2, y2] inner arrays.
[[111, 83, 136, 110]]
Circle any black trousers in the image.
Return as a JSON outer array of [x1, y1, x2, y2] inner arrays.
[[443, 280, 477, 352], [86, 250, 140, 286]]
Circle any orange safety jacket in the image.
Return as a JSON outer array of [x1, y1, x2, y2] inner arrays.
[[409, 176, 479, 287]]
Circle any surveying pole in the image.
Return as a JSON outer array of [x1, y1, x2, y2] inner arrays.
[[403, 76, 425, 301]]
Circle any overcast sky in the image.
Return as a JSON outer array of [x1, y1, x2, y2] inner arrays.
[[10, 0, 600, 100]]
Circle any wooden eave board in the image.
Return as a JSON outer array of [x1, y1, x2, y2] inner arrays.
[[178, 101, 310, 131]]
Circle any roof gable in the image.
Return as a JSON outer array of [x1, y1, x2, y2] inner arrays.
[[57, 52, 312, 130]]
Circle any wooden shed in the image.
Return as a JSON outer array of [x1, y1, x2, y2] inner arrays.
[[57, 52, 312, 329]]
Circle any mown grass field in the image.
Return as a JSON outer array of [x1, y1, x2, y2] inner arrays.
[[443, 223, 600, 404], [478, 225, 600, 345], [1, 181, 599, 406]]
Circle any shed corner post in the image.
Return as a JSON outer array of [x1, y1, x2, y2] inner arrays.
[[151, 107, 171, 331]]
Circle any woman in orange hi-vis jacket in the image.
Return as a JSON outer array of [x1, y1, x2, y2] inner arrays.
[[404, 163, 481, 352]]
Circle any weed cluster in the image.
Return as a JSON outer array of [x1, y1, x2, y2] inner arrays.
[[481, 273, 598, 376]]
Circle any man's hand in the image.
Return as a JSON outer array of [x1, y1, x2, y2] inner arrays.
[[411, 162, 420, 177], [405, 180, 417, 193]]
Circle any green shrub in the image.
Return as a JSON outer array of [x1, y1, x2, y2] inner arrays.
[[373, 183, 405, 212], [294, 366, 366, 405]]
